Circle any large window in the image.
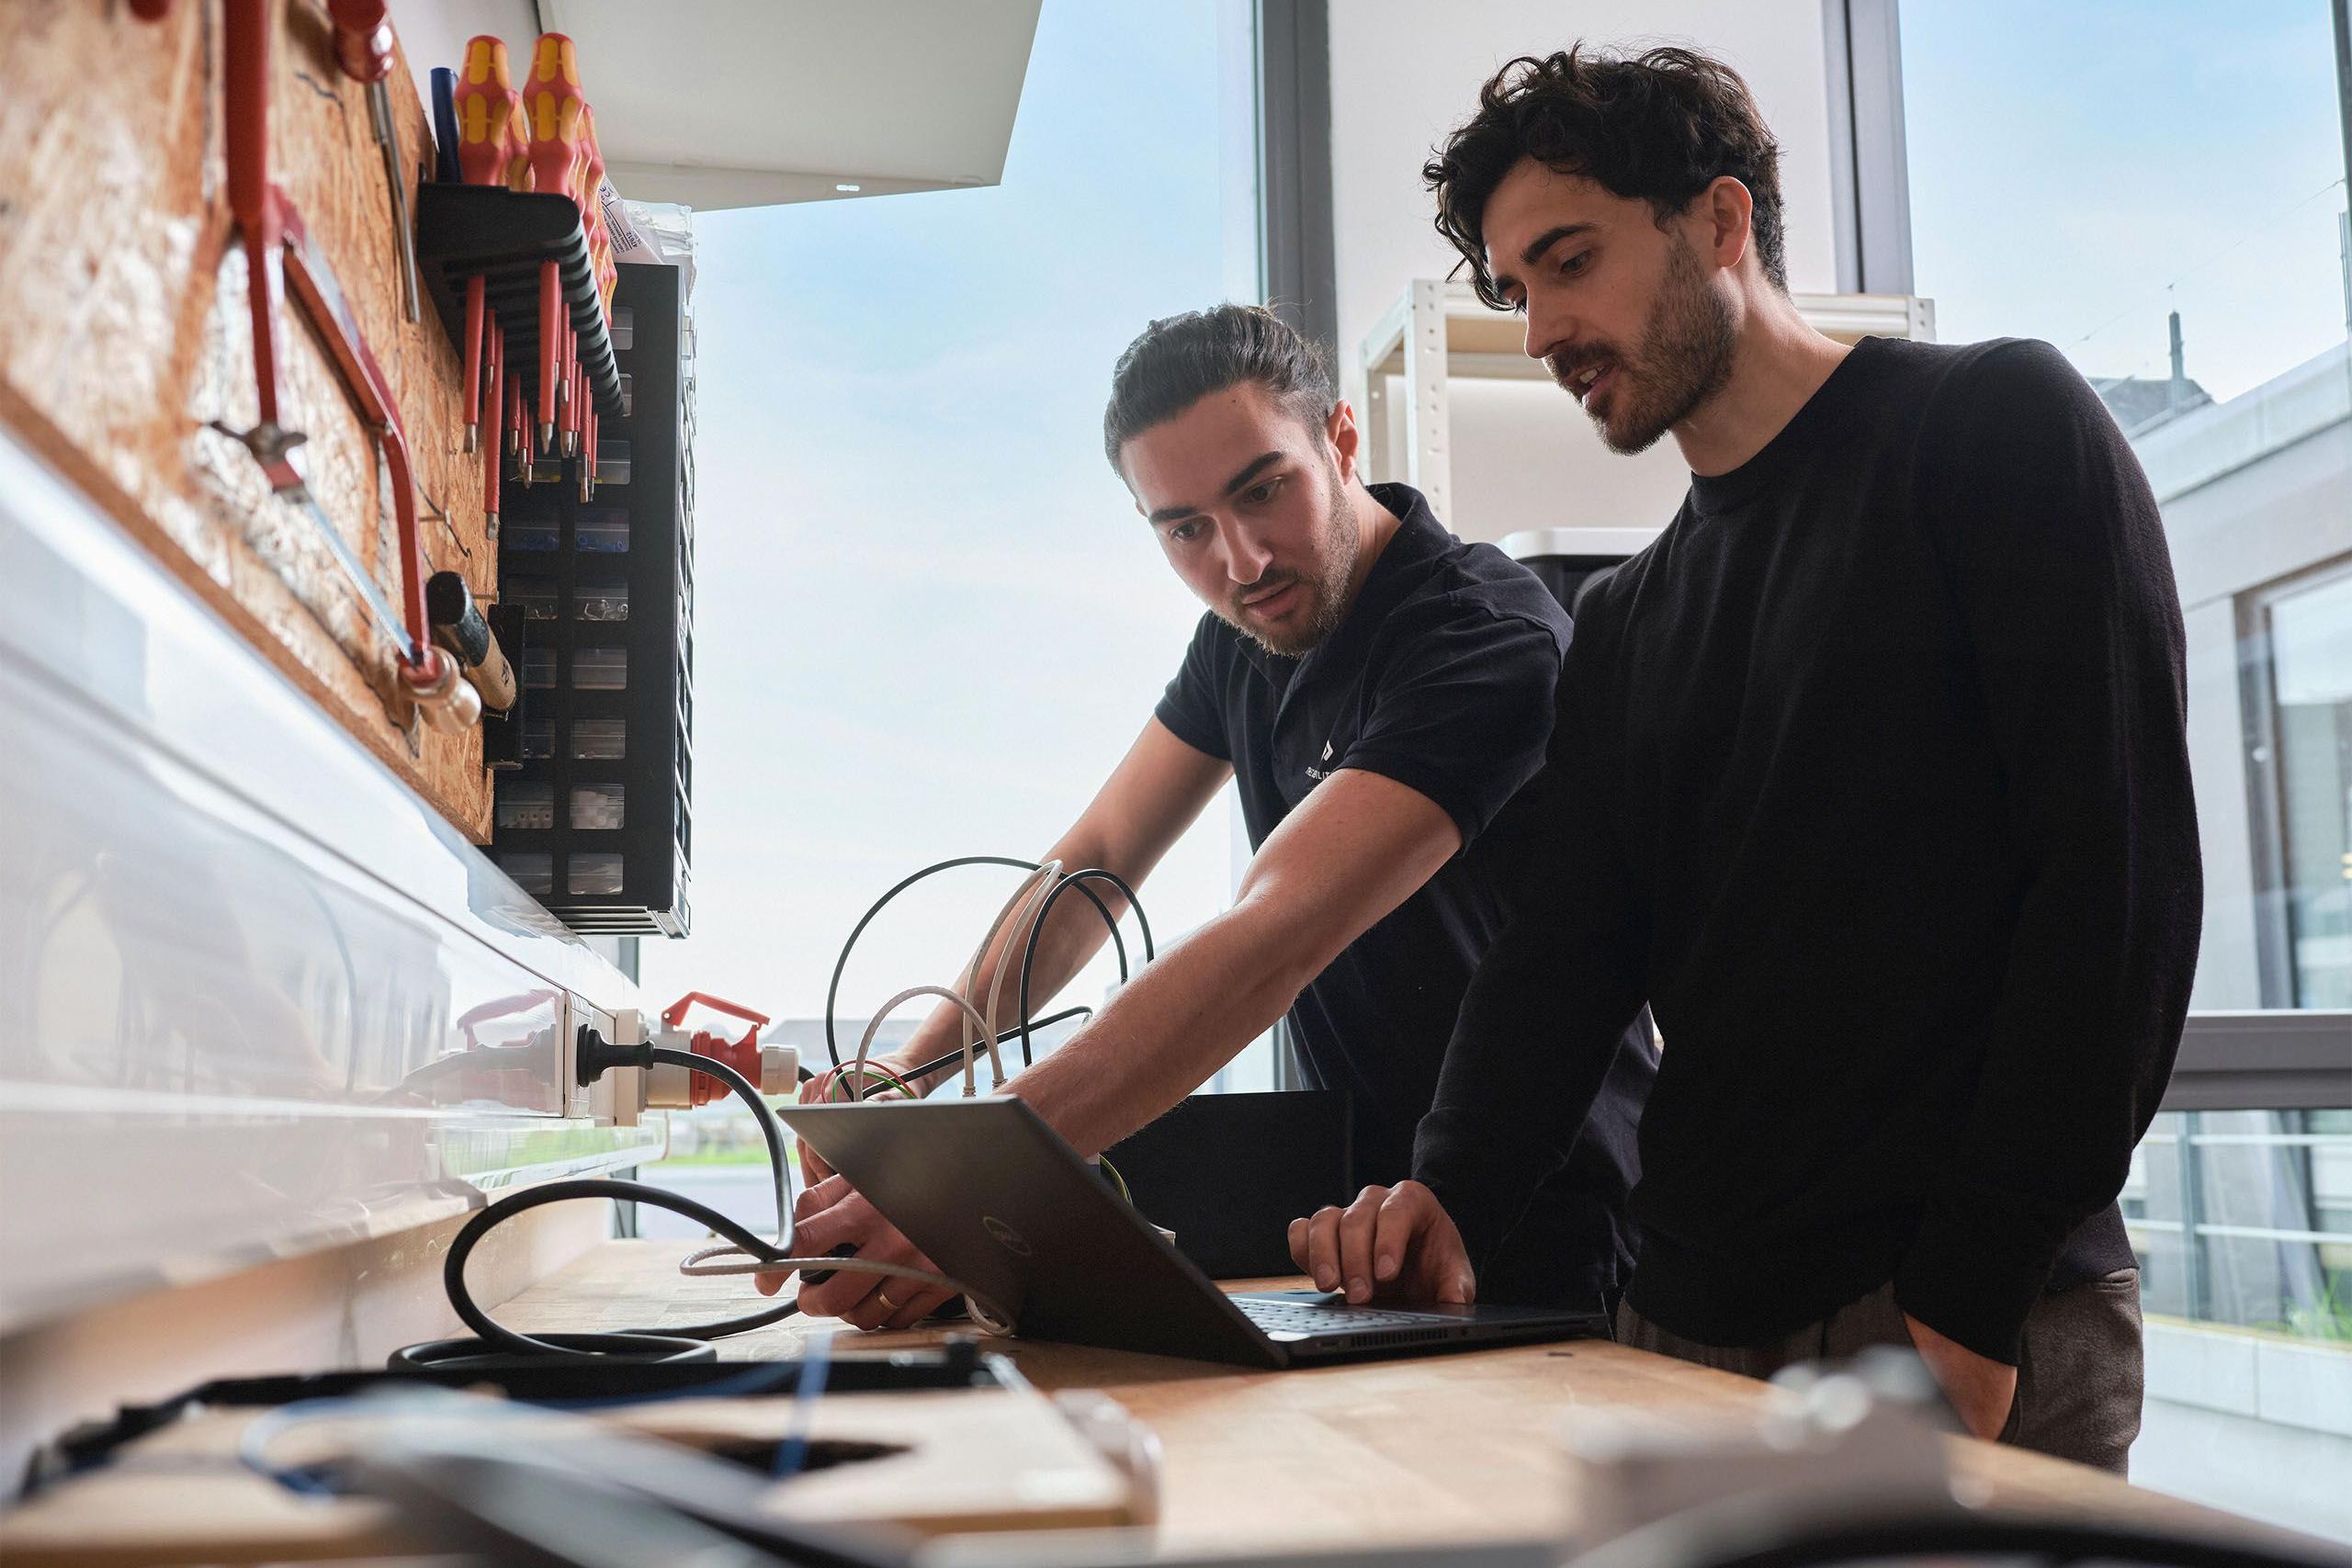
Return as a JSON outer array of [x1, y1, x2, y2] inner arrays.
[[2262, 569, 2352, 1010], [628, 3, 1263, 1235], [1901, 0, 2347, 407], [1897, 0, 2352, 1538], [1901, 0, 2352, 1020], [638, 0, 1258, 1028]]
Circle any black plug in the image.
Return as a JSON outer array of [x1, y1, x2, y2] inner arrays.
[[799, 1244, 858, 1287], [575, 1023, 653, 1087]]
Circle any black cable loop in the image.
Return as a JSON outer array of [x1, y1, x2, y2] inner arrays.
[[395, 1049, 802, 1370], [821, 856, 1126, 1067], [899, 1006, 1093, 1089], [1016, 867, 1153, 1067]]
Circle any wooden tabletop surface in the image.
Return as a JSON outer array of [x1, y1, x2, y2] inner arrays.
[[488, 1239, 2289, 1561]]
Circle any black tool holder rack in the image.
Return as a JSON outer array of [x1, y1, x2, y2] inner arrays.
[[488, 262, 693, 937], [414, 183, 626, 427]]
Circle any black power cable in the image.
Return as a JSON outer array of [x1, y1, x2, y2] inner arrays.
[[394, 1046, 806, 1371], [399, 855, 1159, 1369], [1015, 867, 1153, 1066], [898, 1006, 1093, 1089]]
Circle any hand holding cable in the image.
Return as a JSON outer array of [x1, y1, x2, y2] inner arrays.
[[763, 1174, 967, 1333]]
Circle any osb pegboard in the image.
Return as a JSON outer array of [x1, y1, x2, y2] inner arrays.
[[0, 0, 495, 841]]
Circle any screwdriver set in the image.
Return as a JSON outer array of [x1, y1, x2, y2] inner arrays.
[[419, 33, 624, 536], [486, 252, 695, 936], [410, 30, 694, 933], [103, 4, 694, 919]]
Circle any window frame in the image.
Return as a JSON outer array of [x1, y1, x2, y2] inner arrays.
[[1822, 0, 1917, 294], [2240, 559, 2352, 1011]]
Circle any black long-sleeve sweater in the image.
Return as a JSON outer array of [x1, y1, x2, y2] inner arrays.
[[1414, 335, 2203, 1366]]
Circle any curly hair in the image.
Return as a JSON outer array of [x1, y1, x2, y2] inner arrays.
[[1102, 303, 1335, 469], [1425, 45, 1787, 305]]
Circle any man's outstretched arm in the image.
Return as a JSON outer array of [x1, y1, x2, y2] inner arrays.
[[785, 765, 1464, 1328], [1008, 765, 1464, 1155], [840, 717, 1231, 1100]]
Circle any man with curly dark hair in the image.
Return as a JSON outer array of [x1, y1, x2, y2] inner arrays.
[[1288, 46, 2201, 1475]]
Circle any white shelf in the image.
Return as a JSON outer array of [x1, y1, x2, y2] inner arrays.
[[1359, 279, 1938, 524], [1498, 525, 1668, 563]]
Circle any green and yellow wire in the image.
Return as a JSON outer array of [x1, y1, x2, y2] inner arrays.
[[1096, 1152, 1132, 1205]]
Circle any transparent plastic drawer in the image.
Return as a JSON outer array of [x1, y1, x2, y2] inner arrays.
[[577, 583, 629, 623], [569, 852, 624, 897], [573, 648, 627, 691], [505, 580, 557, 621], [575, 509, 629, 554], [495, 782, 554, 831], [570, 717, 626, 760], [505, 515, 560, 552], [571, 784, 626, 830]]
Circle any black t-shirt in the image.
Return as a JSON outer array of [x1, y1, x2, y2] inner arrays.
[[1414, 339, 2201, 1364], [1157, 482, 1655, 1307]]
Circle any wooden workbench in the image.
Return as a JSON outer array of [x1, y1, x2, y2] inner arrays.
[[499, 1239, 2266, 1562]]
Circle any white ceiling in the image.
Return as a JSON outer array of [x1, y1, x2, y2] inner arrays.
[[390, 0, 1042, 210]]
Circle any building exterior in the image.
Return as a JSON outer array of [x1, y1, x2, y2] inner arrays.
[[2118, 340, 2351, 1536]]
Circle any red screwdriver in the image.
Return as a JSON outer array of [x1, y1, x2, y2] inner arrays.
[[481, 306, 503, 536], [578, 104, 615, 323], [525, 32, 586, 458], [505, 352, 526, 474], [452, 36, 515, 455], [503, 85, 533, 192]]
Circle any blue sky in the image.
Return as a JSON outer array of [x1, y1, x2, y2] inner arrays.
[[639, 2, 1244, 1026], [1903, 0, 2346, 400], [643, 0, 2351, 1027]]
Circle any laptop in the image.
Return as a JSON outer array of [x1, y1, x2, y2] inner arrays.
[[778, 1097, 1611, 1369]]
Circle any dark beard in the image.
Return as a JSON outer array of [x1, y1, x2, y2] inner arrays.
[[1222, 474, 1359, 659], [1566, 234, 1738, 456]]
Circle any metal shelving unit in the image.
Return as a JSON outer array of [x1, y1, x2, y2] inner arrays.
[[1359, 278, 1938, 525]]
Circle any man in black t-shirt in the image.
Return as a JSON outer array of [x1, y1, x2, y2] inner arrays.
[[1313, 48, 2200, 1475], [779, 305, 1656, 1328]]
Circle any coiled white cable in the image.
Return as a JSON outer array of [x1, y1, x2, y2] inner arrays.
[[952, 860, 1061, 1090], [982, 864, 1065, 1091], [854, 984, 995, 1100]]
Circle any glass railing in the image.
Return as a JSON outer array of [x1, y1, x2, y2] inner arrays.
[[2123, 1087, 2351, 1544], [2126, 1108, 2352, 1342]]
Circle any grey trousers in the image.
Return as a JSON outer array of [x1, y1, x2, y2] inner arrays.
[[1616, 1269, 2145, 1475]]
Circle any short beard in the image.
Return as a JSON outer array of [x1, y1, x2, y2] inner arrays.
[[1554, 232, 1738, 456], [1221, 466, 1359, 658]]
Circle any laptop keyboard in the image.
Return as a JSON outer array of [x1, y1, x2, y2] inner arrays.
[[1234, 1296, 1457, 1337]]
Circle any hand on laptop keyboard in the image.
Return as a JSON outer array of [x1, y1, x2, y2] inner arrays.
[[1287, 1180, 1476, 1306]]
